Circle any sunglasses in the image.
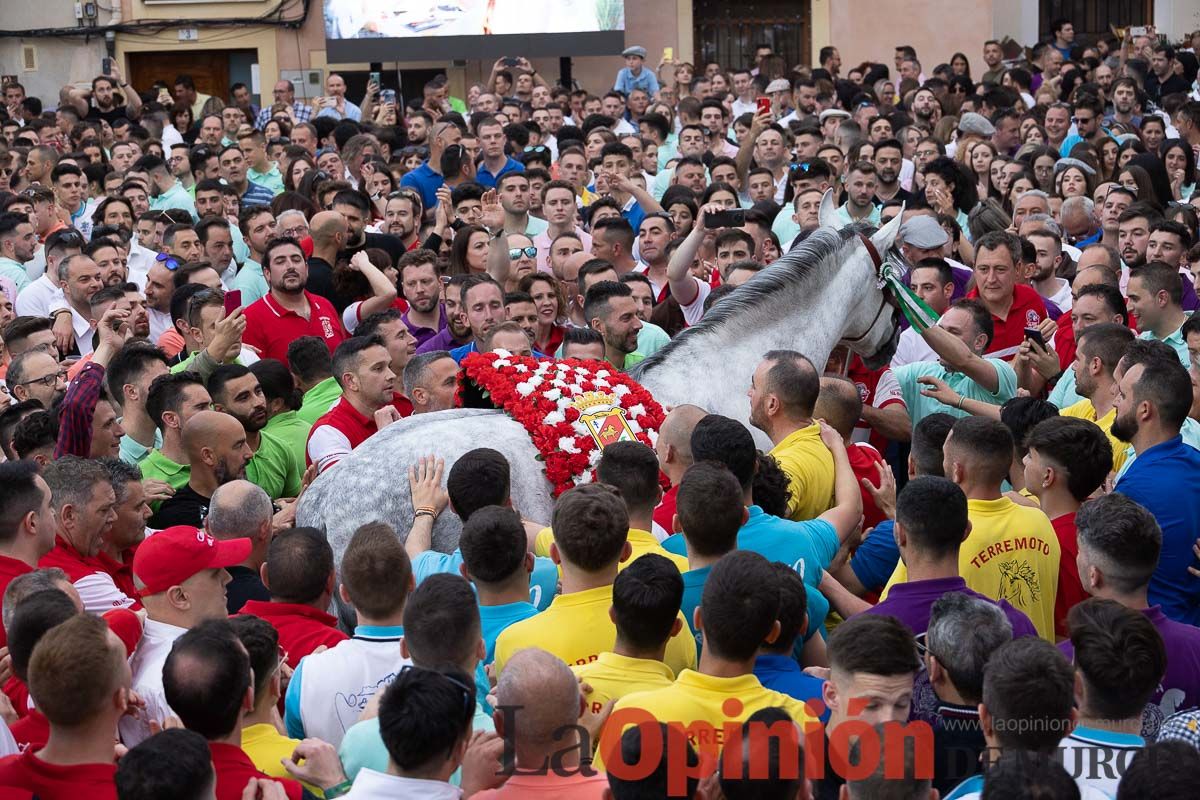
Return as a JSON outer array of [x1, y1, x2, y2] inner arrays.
[[523, 145, 548, 153], [155, 252, 181, 271], [509, 246, 538, 260], [397, 665, 474, 719]]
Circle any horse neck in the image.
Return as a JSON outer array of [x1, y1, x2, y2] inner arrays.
[[641, 238, 878, 403]]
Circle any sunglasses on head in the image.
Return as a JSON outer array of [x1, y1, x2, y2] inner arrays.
[[155, 252, 181, 271], [523, 145, 548, 153], [509, 246, 538, 260]]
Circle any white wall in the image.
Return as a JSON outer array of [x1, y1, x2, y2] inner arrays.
[[1154, 0, 1200, 41], [0, 0, 112, 104]]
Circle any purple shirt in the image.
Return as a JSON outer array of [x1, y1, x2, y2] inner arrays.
[[414, 326, 469, 355], [402, 305, 447, 348], [1060, 605, 1200, 738], [866, 576, 1038, 638]]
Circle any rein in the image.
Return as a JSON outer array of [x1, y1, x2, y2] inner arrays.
[[841, 234, 900, 344]]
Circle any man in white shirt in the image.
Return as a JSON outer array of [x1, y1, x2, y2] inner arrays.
[[14, 229, 83, 319], [893, 257, 957, 368], [1026, 228, 1073, 312], [285, 522, 414, 748], [119, 524, 249, 747]]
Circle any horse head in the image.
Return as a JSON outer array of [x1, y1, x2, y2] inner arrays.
[[818, 189, 905, 370]]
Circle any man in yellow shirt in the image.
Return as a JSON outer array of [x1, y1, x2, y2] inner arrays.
[[884, 416, 1061, 639], [749, 350, 835, 520], [572, 554, 682, 715], [496, 483, 697, 676], [1060, 323, 1134, 473], [228, 615, 321, 794], [597, 551, 817, 771], [532, 441, 689, 573]]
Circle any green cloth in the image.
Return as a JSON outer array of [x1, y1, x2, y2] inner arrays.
[[623, 352, 647, 370], [297, 377, 343, 425], [894, 358, 1018, 427], [139, 449, 190, 510], [246, 428, 304, 500], [339, 705, 493, 783], [0, 257, 30, 293], [247, 164, 285, 196], [232, 260, 269, 307], [1139, 323, 1191, 368], [150, 180, 198, 221], [118, 426, 162, 466], [636, 321, 670, 356], [263, 411, 311, 473]]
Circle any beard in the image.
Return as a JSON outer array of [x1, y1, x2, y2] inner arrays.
[[1110, 408, 1139, 443], [411, 295, 439, 314]]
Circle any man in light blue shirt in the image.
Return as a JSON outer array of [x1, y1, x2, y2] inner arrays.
[[140, 155, 198, 221], [1127, 261, 1191, 367], [613, 46, 660, 97], [893, 299, 1019, 426], [0, 212, 36, 293], [314, 73, 361, 121], [835, 161, 882, 227]]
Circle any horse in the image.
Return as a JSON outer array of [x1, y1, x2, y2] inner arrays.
[[295, 196, 905, 567]]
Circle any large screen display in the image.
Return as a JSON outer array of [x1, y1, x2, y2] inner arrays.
[[324, 0, 626, 62]]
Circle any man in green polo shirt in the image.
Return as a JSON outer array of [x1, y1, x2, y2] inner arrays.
[[1127, 261, 1191, 367], [250, 359, 312, 469], [138, 154, 198, 221], [289, 335, 344, 425], [208, 364, 303, 500], [238, 130, 285, 197], [584, 280, 645, 372], [893, 299, 1019, 426], [141, 372, 213, 505]]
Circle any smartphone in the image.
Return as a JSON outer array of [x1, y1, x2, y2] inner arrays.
[[380, 89, 396, 105], [224, 290, 242, 316], [502, 57, 520, 67], [1023, 327, 1047, 348], [102, 57, 113, 77], [369, 71, 381, 86], [705, 209, 746, 228], [756, 96, 771, 115], [663, 47, 674, 61], [1129, 25, 1149, 37]]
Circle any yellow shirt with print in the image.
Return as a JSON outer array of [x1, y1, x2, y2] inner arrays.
[[1060, 399, 1127, 474], [594, 670, 819, 771], [533, 527, 690, 573], [493, 584, 697, 676], [241, 722, 321, 795], [882, 496, 1060, 640], [572, 651, 676, 716], [769, 423, 835, 521]]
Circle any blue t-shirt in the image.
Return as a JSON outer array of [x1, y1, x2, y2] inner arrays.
[[449, 341, 546, 364], [753, 654, 829, 722], [475, 157, 525, 189], [477, 601, 540, 711], [680, 565, 711, 646], [412, 548, 556, 611], [1115, 436, 1200, 625], [850, 519, 900, 593], [399, 163, 445, 211]]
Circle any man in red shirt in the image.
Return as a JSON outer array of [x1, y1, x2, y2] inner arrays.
[[815, 376, 890, 528], [162, 619, 346, 800], [0, 462, 56, 646], [306, 335, 409, 473], [242, 237, 346, 364], [237, 526, 348, 667], [1022, 417, 1113, 638], [966, 231, 1047, 361], [37, 456, 138, 614], [0, 614, 128, 800], [652, 404, 708, 535]]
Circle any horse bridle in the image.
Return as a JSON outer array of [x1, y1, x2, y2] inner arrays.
[[841, 234, 901, 345]]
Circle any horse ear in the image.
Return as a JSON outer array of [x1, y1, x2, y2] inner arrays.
[[871, 203, 905, 254], [818, 188, 839, 229]]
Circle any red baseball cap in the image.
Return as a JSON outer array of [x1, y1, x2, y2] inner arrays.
[[133, 526, 252, 596]]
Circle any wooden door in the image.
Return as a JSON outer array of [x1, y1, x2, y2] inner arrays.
[[127, 50, 231, 99]]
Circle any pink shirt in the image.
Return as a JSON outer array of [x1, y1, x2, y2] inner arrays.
[[471, 770, 609, 800], [535, 227, 592, 273]]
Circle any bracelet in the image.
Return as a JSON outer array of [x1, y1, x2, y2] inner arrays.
[[956, 395, 966, 410], [415, 505, 438, 515], [324, 780, 354, 799], [414, 509, 436, 521]]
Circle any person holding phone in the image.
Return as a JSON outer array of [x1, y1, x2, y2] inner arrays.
[[312, 73, 362, 122], [64, 61, 142, 125]]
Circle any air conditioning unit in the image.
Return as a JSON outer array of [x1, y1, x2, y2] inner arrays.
[[280, 68, 324, 99]]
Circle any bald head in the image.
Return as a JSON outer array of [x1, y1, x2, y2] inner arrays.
[[207, 480, 272, 540], [183, 410, 244, 460], [559, 250, 593, 283], [496, 648, 580, 752], [310, 210, 348, 246], [658, 404, 708, 465], [813, 376, 862, 440]]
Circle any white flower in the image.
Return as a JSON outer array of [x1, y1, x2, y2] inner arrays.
[[588, 448, 603, 466], [628, 404, 646, 418], [512, 364, 529, 373], [557, 397, 573, 411], [628, 420, 643, 434], [596, 370, 610, 379], [516, 382, 535, 397], [546, 387, 563, 401], [594, 378, 610, 388], [646, 429, 659, 445], [558, 437, 580, 453], [544, 410, 565, 425], [573, 422, 589, 437], [612, 384, 631, 397]]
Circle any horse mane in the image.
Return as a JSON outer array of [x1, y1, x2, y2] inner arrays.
[[632, 226, 858, 378]]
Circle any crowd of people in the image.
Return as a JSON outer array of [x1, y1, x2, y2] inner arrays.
[[2, 14, 1200, 799]]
